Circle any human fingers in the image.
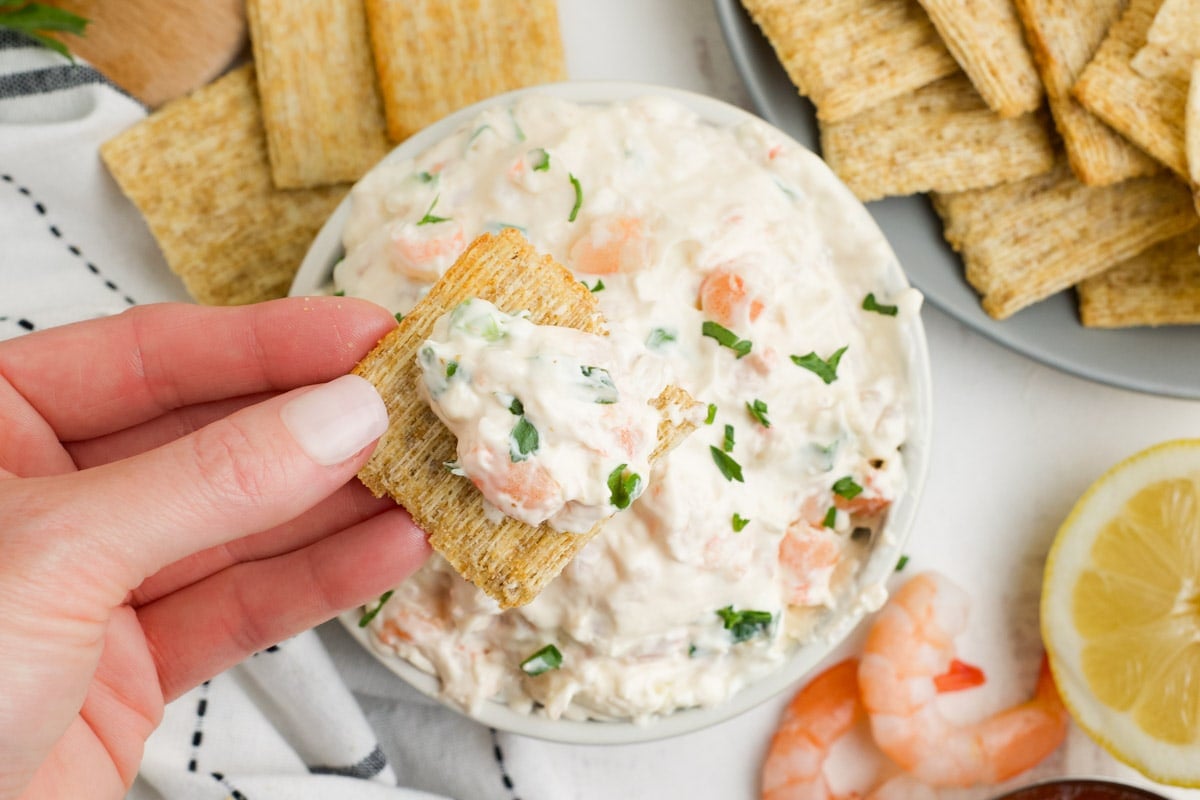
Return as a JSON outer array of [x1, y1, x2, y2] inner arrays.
[[138, 506, 430, 702], [0, 296, 395, 442], [129, 480, 394, 606], [18, 374, 390, 594]]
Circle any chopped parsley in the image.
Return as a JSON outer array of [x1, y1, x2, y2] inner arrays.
[[417, 171, 436, 183], [723, 424, 735, 453], [520, 644, 563, 676], [394, 312, 404, 323], [568, 173, 583, 222], [791, 346, 847, 384], [588, 279, 605, 292], [357, 590, 394, 628], [895, 554, 910, 572], [580, 365, 618, 404], [715, 606, 773, 643], [333, 289, 345, 297], [822, 506, 837, 528], [710, 446, 744, 482], [509, 397, 524, 416], [443, 460, 466, 477], [445, 361, 458, 378], [510, 416, 539, 461], [746, 399, 770, 428], [863, 293, 898, 316], [732, 513, 750, 532], [530, 147, 550, 171], [701, 320, 752, 359], [832, 476, 863, 500], [607, 463, 643, 510], [417, 195, 451, 226], [646, 327, 676, 348], [704, 403, 718, 425]]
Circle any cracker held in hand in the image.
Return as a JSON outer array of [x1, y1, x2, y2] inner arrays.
[[916, 0, 1043, 117], [933, 161, 1198, 319], [820, 73, 1055, 201], [1013, 0, 1160, 185], [100, 66, 348, 305], [353, 230, 699, 608], [365, 0, 567, 142], [247, 0, 391, 189], [741, 0, 959, 122], [1078, 228, 1200, 327], [1075, 0, 1191, 178]]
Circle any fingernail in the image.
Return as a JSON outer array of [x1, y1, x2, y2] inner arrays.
[[281, 375, 389, 466]]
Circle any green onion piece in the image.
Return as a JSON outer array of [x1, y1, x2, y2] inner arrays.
[[705, 403, 718, 425], [745, 399, 770, 428], [519, 643, 563, 676], [822, 506, 837, 528], [445, 361, 458, 378], [394, 312, 404, 323], [509, 108, 526, 141], [0, 4, 88, 59], [357, 590, 394, 627], [646, 327, 676, 348], [701, 320, 752, 359], [863, 293, 898, 316], [895, 555, 910, 572], [589, 279, 605, 292], [790, 346, 848, 384], [531, 147, 550, 171], [467, 124, 494, 144], [832, 476, 863, 500], [715, 606, 773, 643], [723, 424, 735, 453], [568, 173, 583, 222], [417, 195, 451, 226], [732, 513, 750, 532], [710, 446, 744, 482], [510, 417, 539, 461], [417, 171, 436, 183], [607, 463, 643, 510]]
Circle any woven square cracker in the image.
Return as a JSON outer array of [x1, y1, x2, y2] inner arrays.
[[933, 160, 1198, 319], [916, 0, 1043, 117], [365, 0, 567, 142], [1129, 0, 1200, 82], [100, 66, 348, 306], [1075, 0, 1191, 178], [1190, 61, 1200, 213], [353, 229, 700, 608], [1078, 228, 1200, 327], [1014, 0, 1160, 185], [741, 0, 959, 123], [820, 73, 1055, 201], [247, 0, 391, 189]]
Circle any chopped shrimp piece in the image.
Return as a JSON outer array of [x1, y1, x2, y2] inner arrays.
[[388, 219, 467, 282], [699, 268, 765, 327], [834, 468, 892, 519], [778, 523, 840, 606], [859, 572, 1069, 787], [569, 215, 649, 274], [466, 452, 564, 526]]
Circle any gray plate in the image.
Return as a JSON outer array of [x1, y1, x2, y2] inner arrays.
[[713, 0, 1200, 400]]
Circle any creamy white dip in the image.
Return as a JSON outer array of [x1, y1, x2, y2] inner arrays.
[[336, 95, 920, 722], [417, 297, 665, 533]]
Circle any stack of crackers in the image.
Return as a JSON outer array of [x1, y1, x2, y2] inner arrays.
[[744, 0, 1200, 327], [99, 0, 567, 306]]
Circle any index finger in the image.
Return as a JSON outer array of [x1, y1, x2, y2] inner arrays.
[[0, 297, 396, 442]]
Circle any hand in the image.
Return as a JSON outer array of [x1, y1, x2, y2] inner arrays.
[[0, 298, 430, 799]]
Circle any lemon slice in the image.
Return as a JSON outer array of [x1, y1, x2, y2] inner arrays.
[[1042, 439, 1200, 786]]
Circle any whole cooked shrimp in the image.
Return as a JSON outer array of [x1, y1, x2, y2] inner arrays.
[[761, 658, 935, 800], [858, 572, 1068, 787]]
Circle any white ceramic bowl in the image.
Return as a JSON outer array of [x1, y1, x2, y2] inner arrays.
[[292, 81, 933, 745]]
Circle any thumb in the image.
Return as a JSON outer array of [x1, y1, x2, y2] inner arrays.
[[50, 374, 392, 587]]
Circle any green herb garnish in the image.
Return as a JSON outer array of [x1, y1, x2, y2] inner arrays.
[[0, 3, 88, 59], [822, 506, 837, 528], [333, 289, 345, 297], [417, 195, 451, 226], [467, 124, 494, 145], [715, 606, 773, 643], [357, 590, 394, 628], [732, 513, 750, 532], [589, 279, 605, 292], [394, 312, 404, 323], [646, 327, 676, 348], [417, 171, 436, 183], [520, 644, 563, 676], [895, 554, 910, 572], [510, 416, 539, 461], [509, 397, 524, 416], [863, 293, 898, 316], [832, 476, 863, 500], [701, 320, 752, 359], [791, 346, 847, 384], [568, 173, 583, 222], [705, 403, 718, 425], [580, 365, 618, 404], [723, 424, 735, 453], [445, 361, 458, 378], [607, 463, 643, 510], [746, 399, 770, 428], [531, 147, 550, 172], [710, 446, 744, 482], [444, 460, 466, 476]]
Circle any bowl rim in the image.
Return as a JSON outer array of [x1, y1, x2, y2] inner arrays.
[[293, 80, 934, 745]]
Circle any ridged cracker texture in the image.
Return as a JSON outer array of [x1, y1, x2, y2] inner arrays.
[[1013, 0, 1160, 185], [99, 66, 348, 305], [352, 230, 699, 609], [740, 0, 960, 122], [1189, 61, 1200, 213], [1074, 0, 1191, 178], [1129, 0, 1200, 82], [916, 0, 1044, 117], [247, 0, 391, 189], [820, 73, 1055, 201], [1078, 228, 1200, 327], [364, 0, 567, 142], [933, 160, 1198, 319]]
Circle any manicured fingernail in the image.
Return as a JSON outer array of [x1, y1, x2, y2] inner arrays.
[[281, 375, 388, 466]]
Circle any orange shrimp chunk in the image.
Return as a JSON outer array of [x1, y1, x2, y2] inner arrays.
[[476, 458, 562, 518], [569, 216, 648, 275], [699, 269, 765, 327], [933, 659, 987, 693]]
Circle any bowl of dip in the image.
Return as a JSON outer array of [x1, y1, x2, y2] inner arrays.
[[292, 82, 933, 744]]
